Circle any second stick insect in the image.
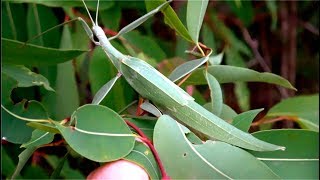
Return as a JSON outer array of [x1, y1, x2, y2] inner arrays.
[[79, 0, 284, 151]]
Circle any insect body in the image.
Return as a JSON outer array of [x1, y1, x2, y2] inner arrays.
[[82, 0, 284, 151]]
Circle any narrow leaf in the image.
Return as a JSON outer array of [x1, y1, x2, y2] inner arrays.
[[205, 72, 223, 116], [185, 65, 296, 90], [168, 55, 210, 82], [232, 108, 264, 132], [145, 0, 193, 42], [112, 0, 171, 39], [186, 0, 209, 43], [4, 0, 113, 10], [11, 146, 37, 179], [153, 115, 280, 179], [92, 74, 121, 105], [140, 101, 162, 117], [2, 38, 87, 66]]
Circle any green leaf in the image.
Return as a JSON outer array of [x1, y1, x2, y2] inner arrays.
[[1, 73, 18, 106], [205, 72, 223, 116], [26, 3, 60, 48], [154, 115, 280, 179], [27, 122, 60, 134], [2, 38, 87, 66], [266, 1, 277, 30], [2, 100, 49, 144], [100, 3, 121, 31], [208, 52, 223, 65], [185, 65, 296, 90], [140, 101, 162, 117], [267, 94, 319, 131], [4, 0, 113, 10], [145, 0, 193, 42], [168, 55, 210, 82], [124, 141, 161, 179], [2, 2, 28, 41], [234, 82, 250, 111], [45, 154, 85, 179], [54, 104, 135, 162], [123, 31, 166, 62], [186, 0, 209, 43], [125, 118, 156, 140], [226, 1, 253, 26], [232, 108, 264, 132], [21, 129, 54, 148], [203, 103, 238, 122], [11, 146, 37, 179], [2, 63, 54, 91], [39, 24, 80, 120], [250, 129, 319, 179], [202, 24, 216, 51], [1, 147, 17, 178]]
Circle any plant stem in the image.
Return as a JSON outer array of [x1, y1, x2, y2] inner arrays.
[[125, 120, 170, 180]]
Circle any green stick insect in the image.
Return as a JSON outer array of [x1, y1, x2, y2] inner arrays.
[[74, 0, 285, 152]]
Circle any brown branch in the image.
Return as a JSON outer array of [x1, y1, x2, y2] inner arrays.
[[125, 120, 170, 180]]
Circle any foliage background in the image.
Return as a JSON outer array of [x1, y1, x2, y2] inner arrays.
[[1, 0, 319, 179]]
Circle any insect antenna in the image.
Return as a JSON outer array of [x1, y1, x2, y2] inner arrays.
[[95, 0, 100, 25], [81, 0, 95, 26]]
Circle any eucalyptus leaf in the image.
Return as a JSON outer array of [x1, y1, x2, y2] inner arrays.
[[186, 0, 209, 43], [205, 72, 223, 116], [54, 104, 135, 162], [45, 154, 85, 179], [11, 146, 37, 179], [1, 73, 18, 106], [232, 108, 264, 132], [123, 31, 166, 62], [2, 100, 49, 144], [267, 94, 319, 131], [208, 52, 223, 65], [145, 0, 193, 42], [185, 65, 296, 90], [154, 115, 280, 179], [124, 141, 161, 179], [168, 55, 210, 82], [2, 64, 54, 91], [251, 129, 319, 179], [203, 103, 238, 122], [2, 38, 87, 66], [125, 118, 156, 140], [21, 129, 54, 148], [140, 101, 162, 117], [1, 147, 17, 178], [4, 0, 113, 10]]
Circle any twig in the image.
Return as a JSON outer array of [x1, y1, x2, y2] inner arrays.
[[125, 120, 170, 180], [251, 116, 298, 127]]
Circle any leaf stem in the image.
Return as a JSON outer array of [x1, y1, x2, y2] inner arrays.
[[251, 116, 298, 127], [125, 120, 170, 180]]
